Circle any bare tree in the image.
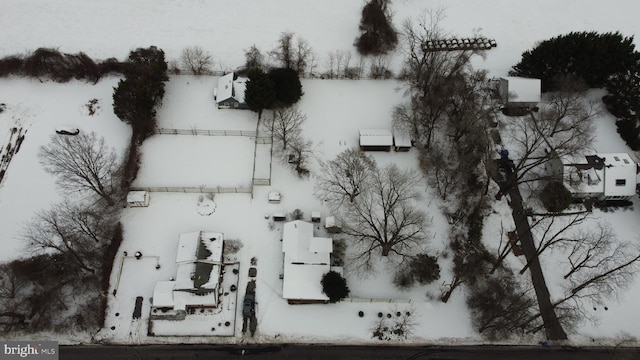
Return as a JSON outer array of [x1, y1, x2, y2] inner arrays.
[[38, 132, 121, 206], [180, 46, 213, 75], [270, 31, 294, 69], [287, 134, 314, 177], [314, 148, 377, 206], [21, 201, 116, 274], [399, 9, 482, 149], [500, 83, 597, 193], [0, 262, 29, 332], [244, 45, 264, 70], [521, 213, 590, 274], [341, 164, 430, 272], [264, 107, 306, 150]]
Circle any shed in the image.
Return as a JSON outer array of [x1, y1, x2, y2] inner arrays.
[[268, 191, 281, 203], [499, 77, 541, 108], [325, 216, 342, 234], [311, 211, 321, 223], [273, 211, 286, 221], [127, 191, 150, 207], [393, 129, 412, 152], [359, 129, 393, 151]]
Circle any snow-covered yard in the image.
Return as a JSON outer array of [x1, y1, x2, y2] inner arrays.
[[2, 0, 640, 347]]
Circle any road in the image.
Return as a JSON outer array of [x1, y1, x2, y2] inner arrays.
[[59, 344, 639, 360]]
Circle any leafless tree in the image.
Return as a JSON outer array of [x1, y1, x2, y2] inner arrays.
[[264, 107, 306, 150], [244, 44, 264, 70], [341, 164, 430, 272], [21, 200, 116, 274], [270, 32, 314, 76], [0, 262, 29, 332], [500, 82, 597, 192], [520, 213, 590, 274], [287, 135, 314, 177], [369, 55, 393, 79], [38, 132, 121, 206], [314, 148, 377, 206], [398, 9, 483, 149], [180, 46, 213, 75]]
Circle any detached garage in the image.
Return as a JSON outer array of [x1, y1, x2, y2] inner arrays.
[[359, 129, 393, 151]]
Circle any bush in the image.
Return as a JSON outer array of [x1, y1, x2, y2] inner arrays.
[[321, 271, 350, 303], [0, 55, 24, 77], [410, 254, 441, 285], [540, 181, 572, 212]]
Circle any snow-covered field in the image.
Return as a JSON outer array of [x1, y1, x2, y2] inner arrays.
[[2, 0, 640, 346]]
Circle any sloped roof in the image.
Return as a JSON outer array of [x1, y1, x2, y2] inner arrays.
[[359, 129, 393, 146], [282, 220, 333, 301], [216, 73, 234, 102], [501, 76, 541, 103]]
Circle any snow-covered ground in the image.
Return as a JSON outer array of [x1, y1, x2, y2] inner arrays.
[[2, 0, 640, 346]]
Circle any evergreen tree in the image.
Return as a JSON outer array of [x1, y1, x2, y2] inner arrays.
[[268, 67, 303, 107], [321, 271, 350, 303], [355, 0, 398, 56], [244, 68, 275, 120], [510, 32, 639, 91]]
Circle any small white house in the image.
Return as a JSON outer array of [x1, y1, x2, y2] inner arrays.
[[499, 76, 541, 109], [359, 129, 393, 151], [127, 191, 149, 207], [549, 152, 638, 201], [214, 73, 248, 109], [282, 220, 333, 304], [268, 191, 281, 204]]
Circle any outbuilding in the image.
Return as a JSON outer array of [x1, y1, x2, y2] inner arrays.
[[359, 129, 393, 151], [127, 191, 150, 207], [498, 76, 541, 109]]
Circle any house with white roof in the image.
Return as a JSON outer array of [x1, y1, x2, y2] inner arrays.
[[547, 152, 638, 201], [152, 231, 225, 313], [359, 129, 393, 151], [214, 72, 248, 109], [499, 76, 541, 109], [282, 220, 333, 304]]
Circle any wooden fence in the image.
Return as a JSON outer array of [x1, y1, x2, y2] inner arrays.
[[154, 128, 257, 137], [130, 186, 252, 194]]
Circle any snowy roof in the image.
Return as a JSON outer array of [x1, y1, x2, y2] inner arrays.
[[216, 73, 234, 103], [152, 281, 176, 308], [126, 190, 147, 203], [173, 289, 218, 311], [176, 231, 224, 264], [393, 129, 412, 147], [359, 129, 393, 146], [501, 76, 541, 103], [325, 216, 339, 228], [601, 153, 637, 197], [215, 73, 247, 104], [282, 261, 330, 301], [282, 220, 333, 301], [268, 191, 281, 201]]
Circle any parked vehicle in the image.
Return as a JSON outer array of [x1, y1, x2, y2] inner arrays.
[[242, 292, 255, 318]]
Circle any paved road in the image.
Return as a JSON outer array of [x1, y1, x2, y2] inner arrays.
[[60, 344, 639, 360]]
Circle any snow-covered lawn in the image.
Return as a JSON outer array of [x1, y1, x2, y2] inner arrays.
[[0, 77, 131, 263], [3, 0, 640, 346], [134, 134, 255, 189]]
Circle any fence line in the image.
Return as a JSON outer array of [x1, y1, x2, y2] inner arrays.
[[130, 186, 252, 194], [252, 178, 271, 186], [342, 297, 412, 304], [154, 128, 257, 137]]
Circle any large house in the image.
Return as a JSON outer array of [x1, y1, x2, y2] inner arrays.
[[282, 220, 333, 304], [152, 231, 225, 313], [499, 76, 541, 109], [546, 152, 638, 201], [214, 72, 248, 109]]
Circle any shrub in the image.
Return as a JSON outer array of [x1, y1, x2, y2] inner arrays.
[[321, 271, 350, 303], [540, 181, 572, 212], [410, 254, 441, 285], [0, 55, 24, 77]]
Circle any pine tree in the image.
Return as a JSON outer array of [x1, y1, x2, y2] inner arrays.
[[244, 68, 275, 120], [321, 271, 350, 303]]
